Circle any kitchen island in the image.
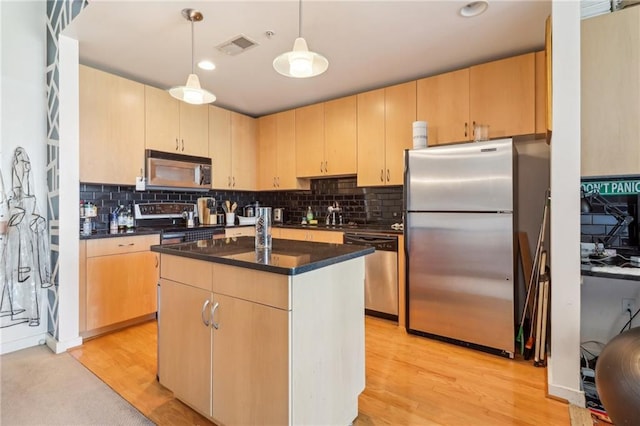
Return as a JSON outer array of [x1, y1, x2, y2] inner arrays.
[[151, 237, 373, 426]]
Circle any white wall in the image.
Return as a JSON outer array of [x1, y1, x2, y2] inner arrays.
[[0, 0, 50, 353], [581, 276, 640, 345], [49, 34, 81, 354], [548, 0, 583, 405]]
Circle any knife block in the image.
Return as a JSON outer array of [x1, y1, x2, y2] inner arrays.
[[198, 197, 215, 225]]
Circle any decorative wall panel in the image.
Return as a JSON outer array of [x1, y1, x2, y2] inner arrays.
[[46, 0, 87, 339]]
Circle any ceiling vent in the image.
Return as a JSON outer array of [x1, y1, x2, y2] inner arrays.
[[216, 34, 258, 56]]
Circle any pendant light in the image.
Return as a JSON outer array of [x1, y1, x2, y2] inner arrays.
[[273, 0, 328, 78], [169, 9, 216, 105]]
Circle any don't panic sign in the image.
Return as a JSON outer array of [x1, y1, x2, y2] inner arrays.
[[581, 179, 640, 196]]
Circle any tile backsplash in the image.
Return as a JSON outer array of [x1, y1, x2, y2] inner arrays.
[[80, 176, 403, 230]]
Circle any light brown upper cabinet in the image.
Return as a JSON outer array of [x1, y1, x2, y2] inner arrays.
[[209, 106, 257, 190], [258, 111, 309, 191], [295, 96, 358, 178], [469, 52, 536, 139], [258, 114, 277, 190], [209, 105, 232, 189], [582, 7, 640, 177], [535, 50, 547, 135], [145, 85, 209, 157], [79, 65, 145, 185], [323, 95, 357, 176], [416, 68, 470, 145], [295, 103, 325, 177], [231, 112, 257, 190], [357, 81, 416, 186]]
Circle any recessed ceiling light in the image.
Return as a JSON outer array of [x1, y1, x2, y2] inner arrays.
[[459, 1, 489, 18], [198, 60, 216, 71]]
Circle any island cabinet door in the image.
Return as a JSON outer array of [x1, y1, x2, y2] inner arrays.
[[212, 293, 290, 426], [158, 279, 213, 418]]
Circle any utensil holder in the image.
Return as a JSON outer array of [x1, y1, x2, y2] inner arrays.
[[225, 212, 235, 226]]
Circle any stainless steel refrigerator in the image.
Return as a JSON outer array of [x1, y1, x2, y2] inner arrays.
[[404, 138, 516, 358]]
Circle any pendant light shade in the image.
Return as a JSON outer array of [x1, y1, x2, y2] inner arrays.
[[273, 0, 328, 78], [169, 74, 215, 105], [273, 37, 328, 78], [169, 9, 216, 104]]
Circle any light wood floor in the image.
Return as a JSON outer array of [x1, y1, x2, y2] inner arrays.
[[69, 317, 570, 426]]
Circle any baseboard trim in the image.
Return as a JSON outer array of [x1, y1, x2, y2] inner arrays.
[[548, 383, 585, 406], [46, 334, 83, 354], [0, 333, 48, 355]]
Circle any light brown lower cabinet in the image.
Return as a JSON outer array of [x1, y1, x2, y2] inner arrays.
[[157, 254, 365, 426], [277, 227, 343, 243], [157, 278, 213, 417], [81, 234, 159, 336]]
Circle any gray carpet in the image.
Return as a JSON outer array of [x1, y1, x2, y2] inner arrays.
[[1, 344, 155, 425]]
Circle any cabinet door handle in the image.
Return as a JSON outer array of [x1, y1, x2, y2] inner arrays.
[[464, 122, 468, 138], [324, 161, 328, 173], [277, 177, 280, 187], [201, 299, 211, 327], [386, 169, 390, 182], [273, 177, 276, 187], [211, 302, 220, 330], [228, 176, 231, 187], [232, 176, 236, 187], [320, 162, 323, 173], [118, 243, 135, 247], [155, 255, 158, 268], [380, 169, 384, 182], [181, 139, 185, 151], [175, 138, 179, 151]]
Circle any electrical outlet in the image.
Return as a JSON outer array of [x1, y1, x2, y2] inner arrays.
[[622, 298, 636, 314]]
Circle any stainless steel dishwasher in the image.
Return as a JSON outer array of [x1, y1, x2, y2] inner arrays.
[[343, 233, 398, 321]]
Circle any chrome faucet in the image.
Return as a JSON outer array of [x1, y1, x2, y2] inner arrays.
[[326, 202, 342, 226]]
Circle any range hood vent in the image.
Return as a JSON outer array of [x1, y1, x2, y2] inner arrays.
[[216, 34, 258, 55]]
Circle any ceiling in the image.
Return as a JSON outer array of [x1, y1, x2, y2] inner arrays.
[[63, 0, 551, 118]]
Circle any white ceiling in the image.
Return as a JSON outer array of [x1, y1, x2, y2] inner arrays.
[[63, 0, 551, 117]]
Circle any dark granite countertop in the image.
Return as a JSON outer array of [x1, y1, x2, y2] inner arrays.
[[79, 227, 163, 240], [79, 224, 227, 240], [274, 222, 403, 235], [151, 236, 374, 276]]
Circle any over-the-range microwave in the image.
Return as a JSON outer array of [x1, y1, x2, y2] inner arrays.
[[145, 150, 212, 192]]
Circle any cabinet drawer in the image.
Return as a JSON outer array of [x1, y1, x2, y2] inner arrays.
[[225, 226, 255, 238], [277, 228, 343, 244], [86, 234, 159, 257], [161, 254, 213, 291], [212, 264, 290, 310]]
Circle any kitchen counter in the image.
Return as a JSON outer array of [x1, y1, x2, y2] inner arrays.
[[79, 226, 162, 240], [151, 236, 374, 275], [274, 222, 403, 235], [80, 222, 403, 240], [157, 237, 367, 425], [79, 224, 228, 240]]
